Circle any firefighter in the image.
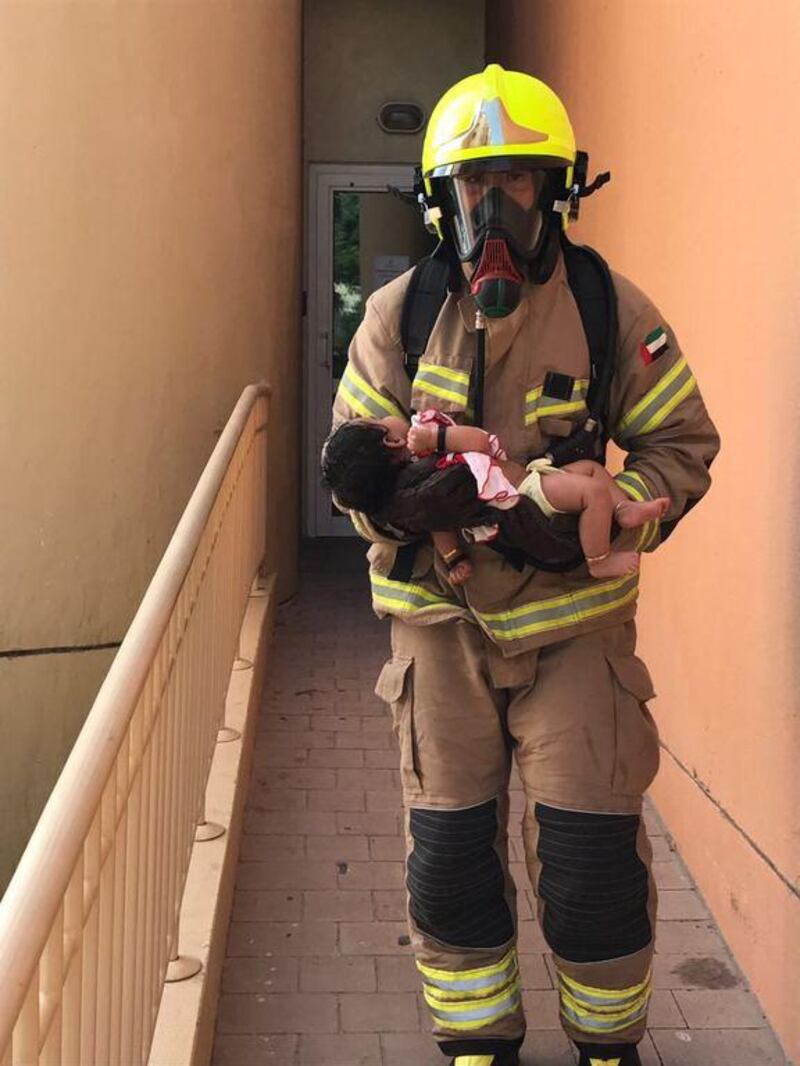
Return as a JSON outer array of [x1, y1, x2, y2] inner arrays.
[[328, 64, 720, 1066]]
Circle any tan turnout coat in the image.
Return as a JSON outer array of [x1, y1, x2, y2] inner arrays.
[[332, 251, 720, 655]]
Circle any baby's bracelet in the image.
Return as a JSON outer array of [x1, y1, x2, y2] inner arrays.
[[436, 424, 448, 453]]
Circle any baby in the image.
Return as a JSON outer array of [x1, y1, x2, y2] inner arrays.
[[321, 409, 669, 584]]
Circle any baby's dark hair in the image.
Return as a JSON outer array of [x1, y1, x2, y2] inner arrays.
[[320, 422, 401, 515]]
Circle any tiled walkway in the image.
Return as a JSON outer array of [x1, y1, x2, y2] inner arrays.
[[212, 541, 789, 1066]]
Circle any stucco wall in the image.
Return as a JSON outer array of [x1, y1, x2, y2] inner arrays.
[[488, 1, 800, 1058], [0, 0, 302, 890], [304, 0, 485, 165]]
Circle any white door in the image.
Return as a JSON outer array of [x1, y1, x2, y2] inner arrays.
[[303, 164, 437, 536]]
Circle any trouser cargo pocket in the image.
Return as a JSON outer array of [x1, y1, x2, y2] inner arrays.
[[374, 655, 421, 794], [605, 653, 660, 797]]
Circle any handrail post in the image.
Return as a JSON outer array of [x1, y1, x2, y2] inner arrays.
[[163, 911, 201, 985]]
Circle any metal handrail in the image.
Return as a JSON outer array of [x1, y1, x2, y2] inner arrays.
[[0, 382, 270, 1065]]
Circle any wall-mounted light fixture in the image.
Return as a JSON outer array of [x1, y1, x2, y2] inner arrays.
[[377, 102, 425, 134]]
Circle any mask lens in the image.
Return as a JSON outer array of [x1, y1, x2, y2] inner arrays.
[[444, 165, 550, 261]]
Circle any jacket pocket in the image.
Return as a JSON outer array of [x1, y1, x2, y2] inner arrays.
[[538, 415, 576, 438], [606, 653, 660, 797], [374, 656, 421, 794]]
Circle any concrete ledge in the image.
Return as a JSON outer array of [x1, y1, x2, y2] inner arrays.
[[148, 573, 278, 1066]]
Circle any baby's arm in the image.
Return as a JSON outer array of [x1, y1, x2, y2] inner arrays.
[[407, 421, 493, 456]]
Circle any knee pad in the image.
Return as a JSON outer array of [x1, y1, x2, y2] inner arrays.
[[535, 803, 651, 962], [407, 798, 514, 949]]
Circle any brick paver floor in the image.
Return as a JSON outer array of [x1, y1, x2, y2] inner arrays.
[[212, 540, 790, 1066]]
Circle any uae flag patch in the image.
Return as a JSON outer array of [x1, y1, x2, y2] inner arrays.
[[640, 326, 669, 365]]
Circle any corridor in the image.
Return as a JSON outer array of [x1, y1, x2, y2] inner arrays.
[[211, 541, 787, 1066]]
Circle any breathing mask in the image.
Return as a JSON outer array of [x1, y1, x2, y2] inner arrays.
[[438, 162, 559, 318]]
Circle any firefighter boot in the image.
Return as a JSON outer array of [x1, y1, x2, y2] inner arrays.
[[452, 1054, 520, 1066], [575, 1042, 642, 1066]]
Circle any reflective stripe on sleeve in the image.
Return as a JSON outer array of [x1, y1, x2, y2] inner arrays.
[[370, 573, 457, 615], [614, 470, 660, 552], [616, 357, 697, 441], [413, 364, 471, 407], [337, 364, 405, 420], [475, 574, 639, 641]]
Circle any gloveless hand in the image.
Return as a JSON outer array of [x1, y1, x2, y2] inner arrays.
[[406, 423, 438, 455]]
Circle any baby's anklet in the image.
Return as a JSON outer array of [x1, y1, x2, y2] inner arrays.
[[586, 550, 611, 564]]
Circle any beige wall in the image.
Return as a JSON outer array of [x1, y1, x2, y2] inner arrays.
[[488, 1, 800, 1058], [0, 0, 302, 890], [304, 0, 486, 165], [359, 193, 436, 299]]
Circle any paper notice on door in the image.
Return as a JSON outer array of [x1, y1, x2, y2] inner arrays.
[[373, 255, 410, 293]]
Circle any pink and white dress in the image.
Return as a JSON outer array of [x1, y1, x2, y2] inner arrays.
[[411, 409, 519, 541]]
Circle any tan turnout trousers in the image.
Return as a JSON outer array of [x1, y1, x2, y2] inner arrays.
[[375, 615, 660, 1058]]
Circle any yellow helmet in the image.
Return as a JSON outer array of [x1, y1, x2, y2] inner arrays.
[[422, 63, 576, 182], [419, 65, 586, 269]]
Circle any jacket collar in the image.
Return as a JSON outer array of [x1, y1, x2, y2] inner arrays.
[[456, 251, 567, 362]]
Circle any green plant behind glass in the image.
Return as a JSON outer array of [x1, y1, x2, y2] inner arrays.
[[333, 192, 363, 383]]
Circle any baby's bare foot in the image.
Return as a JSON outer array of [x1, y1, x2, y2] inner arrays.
[[615, 496, 670, 528], [448, 559, 473, 585], [588, 551, 640, 579]]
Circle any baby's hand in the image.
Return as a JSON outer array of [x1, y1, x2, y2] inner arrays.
[[407, 424, 438, 455]]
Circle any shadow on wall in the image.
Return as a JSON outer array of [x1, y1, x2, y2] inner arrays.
[[0, 647, 118, 894]]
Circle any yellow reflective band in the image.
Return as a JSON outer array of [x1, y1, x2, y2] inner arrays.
[[561, 995, 648, 1034], [336, 380, 374, 419], [414, 364, 471, 406], [340, 364, 405, 420], [525, 379, 589, 425], [371, 573, 457, 614], [455, 1058, 496, 1066], [424, 984, 522, 1030], [477, 575, 639, 641], [590, 1059, 621, 1066], [415, 378, 468, 405], [558, 968, 651, 1035], [638, 371, 697, 436], [559, 968, 651, 1005], [614, 471, 661, 552], [418, 363, 471, 385], [615, 470, 650, 502], [561, 986, 649, 1019], [421, 967, 519, 1002], [637, 521, 659, 552], [416, 948, 517, 986], [617, 356, 697, 439], [425, 978, 519, 1013]]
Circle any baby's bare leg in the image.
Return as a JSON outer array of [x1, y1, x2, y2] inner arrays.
[[432, 530, 473, 586], [561, 460, 669, 528], [538, 472, 639, 578]]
